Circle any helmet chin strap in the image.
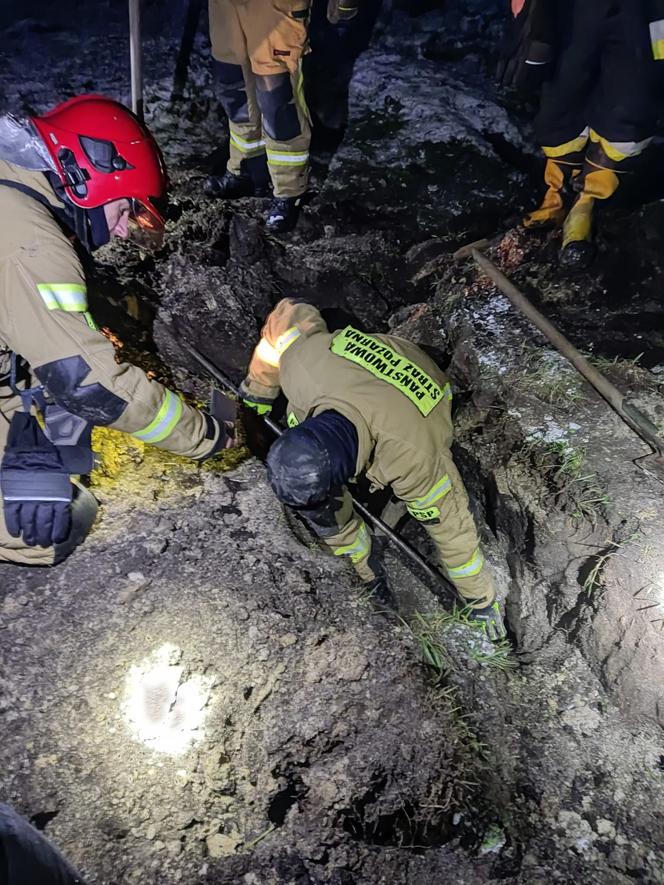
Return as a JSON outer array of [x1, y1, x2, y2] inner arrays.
[[45, 172, 109, 251]]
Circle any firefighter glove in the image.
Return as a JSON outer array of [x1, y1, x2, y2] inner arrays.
[[1, 412, 72, 547], [468, 601, 507, 642], [496, 0, 556, 93]]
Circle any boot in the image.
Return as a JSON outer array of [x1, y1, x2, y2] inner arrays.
[[204, 170, 269, 199], [560, 144, 620, 269], [523, 154, 583, 229], [265, 196, 302, 233]]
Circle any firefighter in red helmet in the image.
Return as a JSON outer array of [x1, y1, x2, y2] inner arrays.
[[0, 95, 234, 566]]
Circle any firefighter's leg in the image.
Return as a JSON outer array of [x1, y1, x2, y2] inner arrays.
[[255, 63, 311, 199], [0, 480, 98, 567], [560, 8, 658, 267], [239, 0, 311, 228], [560, 134, 650, 268], [207, 0, 268, 194], [301, 488, 377, 583], [523, 133, 587, 230], [405, 457, 495, 610]]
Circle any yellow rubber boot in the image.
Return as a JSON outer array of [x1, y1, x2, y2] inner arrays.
[[560, 165, 619, 268], [523, 158, 581, 229]]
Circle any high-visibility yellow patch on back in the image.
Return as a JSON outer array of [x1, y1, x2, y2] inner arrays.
[[330, 326, 445, 417]]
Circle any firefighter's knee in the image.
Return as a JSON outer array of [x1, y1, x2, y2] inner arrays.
[[213, 60, 250, 123], [255, 72, 301, 141]]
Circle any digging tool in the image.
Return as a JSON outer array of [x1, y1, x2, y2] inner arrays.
[[471, 248, 664, 483], [129, 0, 144, 121], [184, 344, 459, 596]]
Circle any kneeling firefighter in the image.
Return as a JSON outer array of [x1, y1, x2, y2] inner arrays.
[[239, 299, 506, 641], [500, 0, 664, 267], [205, 0, 360, 233], [0, 96, 233, 567]]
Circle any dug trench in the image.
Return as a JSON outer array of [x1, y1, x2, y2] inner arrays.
[[3, 1, 664, 884]]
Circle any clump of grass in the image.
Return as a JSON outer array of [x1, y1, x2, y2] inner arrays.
[[516, 350, 585, 407], [520, 438, 609, 524], [406, 609, 516, 678]]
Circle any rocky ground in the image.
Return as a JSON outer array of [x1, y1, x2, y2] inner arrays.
[[2, 1, 664, 883]]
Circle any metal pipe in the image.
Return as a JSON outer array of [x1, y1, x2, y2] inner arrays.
[[185, 344, 457, 595], [129, 0, 144, 121], [472, 249, 664, 458]]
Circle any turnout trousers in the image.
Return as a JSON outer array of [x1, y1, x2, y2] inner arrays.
[[208, 0, 312, 198], [536, 0, 660, 156]]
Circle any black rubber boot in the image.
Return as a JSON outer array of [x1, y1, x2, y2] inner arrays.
[[204, 170, 268, 199], [265, 196, 302, 233]]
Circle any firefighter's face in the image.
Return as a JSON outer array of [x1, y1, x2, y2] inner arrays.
[[104, 198, 131, 239]]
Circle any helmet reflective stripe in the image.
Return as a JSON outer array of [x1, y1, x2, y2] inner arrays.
[[36, 283, 87, 312], [334, 522, 370, 564], [447, 548, 485, 579], [132, 389, 183, 443]]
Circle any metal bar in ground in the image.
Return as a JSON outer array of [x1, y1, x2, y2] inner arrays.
[[129, 0, 144, 121]]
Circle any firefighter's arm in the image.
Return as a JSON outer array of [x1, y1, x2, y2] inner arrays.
[[2, 251, 222, 460], [239, 298, 327, 414], [327, 0, 360, 24]]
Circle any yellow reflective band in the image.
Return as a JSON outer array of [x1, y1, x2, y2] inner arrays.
[[542, 130, 589, 158], [408, 475, 451, 510], [442, 382, 452, 401], [651, 20, 664, 58], [330, 326, 444, 417], [132, 389, 183, 444], [334, 522, 370, 564], [256, 337, 280, 368], [275, 326, 301, 355], [37, 283, 87, 312], [447, 548, 485, 579], [84, 311, 98, 331], [287, 411, 299, 428], [229, 129, 266, 154], [266, 148, 310, 166], [257, 327, 302, 369]]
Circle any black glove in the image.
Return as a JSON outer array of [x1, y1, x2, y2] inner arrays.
[[496, 0, 556, 93], [364, 574, 395, 609], [467, 601, 507, 642], [1, 412, 72, 547]]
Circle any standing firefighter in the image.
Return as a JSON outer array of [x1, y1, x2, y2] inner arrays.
[[240, 299, 506, 641], [205, 0, 360, 232], [0, 95, 233, 566], [501, 0, 664, 267]]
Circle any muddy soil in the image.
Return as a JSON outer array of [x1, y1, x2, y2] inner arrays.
[[2, 1, 664, 884]]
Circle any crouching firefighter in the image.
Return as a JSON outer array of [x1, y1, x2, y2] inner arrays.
[[239, 299, 506, 641], [0, 95, 234, 566], [500, 0, 664, 268], [205, 0, 360, 233]]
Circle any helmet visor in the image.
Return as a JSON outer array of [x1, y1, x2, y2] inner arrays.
[[127, 197, 166, 250]]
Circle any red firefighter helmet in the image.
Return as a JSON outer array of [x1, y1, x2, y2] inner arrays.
[[31, 94, 167, 235]]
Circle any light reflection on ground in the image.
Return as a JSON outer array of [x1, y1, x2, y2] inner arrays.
[[122, 643, 214, 755]]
